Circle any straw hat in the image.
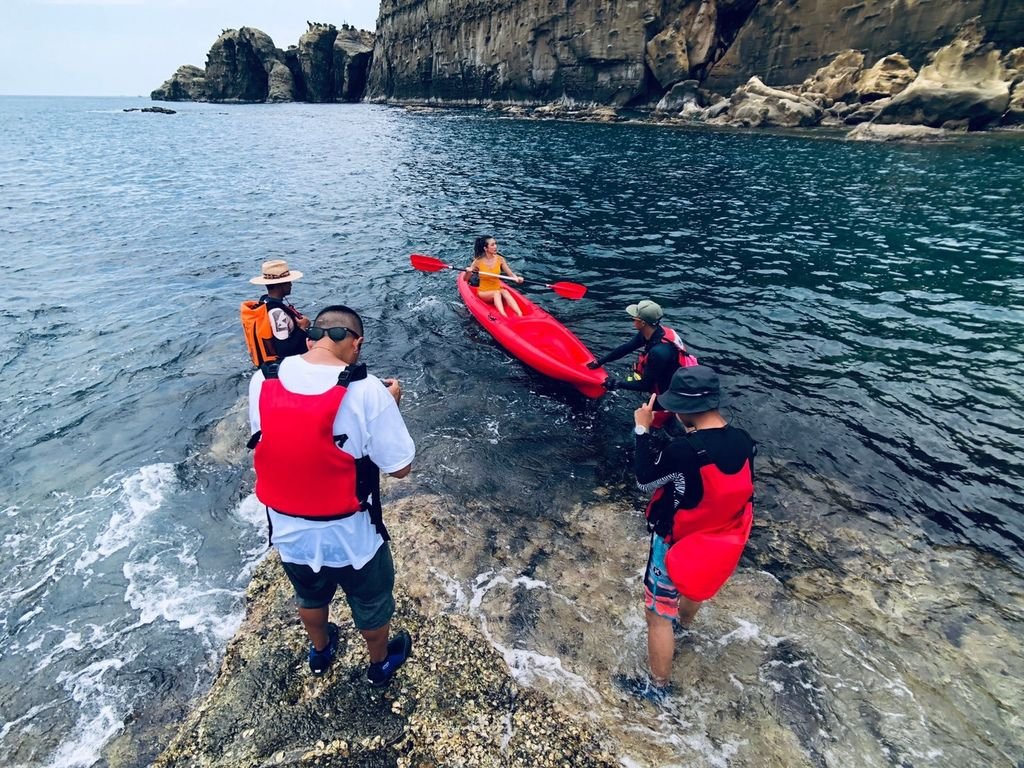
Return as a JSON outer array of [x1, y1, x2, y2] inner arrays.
[[250, 259, 303, 285]]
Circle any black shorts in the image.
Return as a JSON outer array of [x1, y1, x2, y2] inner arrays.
[[280, 544, 395, 631]]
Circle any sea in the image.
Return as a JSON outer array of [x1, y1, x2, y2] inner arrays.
[[0, 96, 1021, 767]]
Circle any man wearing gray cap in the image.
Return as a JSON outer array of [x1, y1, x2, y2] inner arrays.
[[587, 300, 695, 427], [623, 364, 755, 701]]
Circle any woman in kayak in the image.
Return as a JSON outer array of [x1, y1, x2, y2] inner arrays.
[[466, 235, 524, 317]]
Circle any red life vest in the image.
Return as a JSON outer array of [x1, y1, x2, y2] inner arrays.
[[645, 432, 754, 602], [637, 326, 698, 428], [253, 366, 362, 519], [634, 325, 698, 389]]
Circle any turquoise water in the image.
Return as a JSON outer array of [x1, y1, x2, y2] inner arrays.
[[0, 96, 1022, 766]]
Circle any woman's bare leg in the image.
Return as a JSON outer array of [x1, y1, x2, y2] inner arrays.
[[479, 289, 508, 317], [502, 289, 523, 316]]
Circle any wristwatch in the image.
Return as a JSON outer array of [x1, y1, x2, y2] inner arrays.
[[634, 425, 649, 436]]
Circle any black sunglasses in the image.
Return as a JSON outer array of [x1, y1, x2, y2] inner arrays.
[[307, 326, 361, 342]]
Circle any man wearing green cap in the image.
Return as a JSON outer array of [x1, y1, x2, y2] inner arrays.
[[587, 300, 695, 428]]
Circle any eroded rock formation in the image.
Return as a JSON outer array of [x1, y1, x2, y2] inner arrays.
[[151, 4, 1024, 135], [203, 27, 288, 103], [876, 19, 1011, 129], [152, 23, 375, 103], [856, 54, 917, 102], [709, 76, 823, 127], [151, 65, 207, 102]]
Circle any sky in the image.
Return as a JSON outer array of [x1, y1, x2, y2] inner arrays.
[[0, 0, 381, 96]]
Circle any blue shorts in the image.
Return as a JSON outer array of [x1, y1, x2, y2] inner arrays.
[[280, 543, 395, 631], [644, 533, 679, 621]]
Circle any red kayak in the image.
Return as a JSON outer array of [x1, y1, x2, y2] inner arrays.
[[456, 272, 607, 398]]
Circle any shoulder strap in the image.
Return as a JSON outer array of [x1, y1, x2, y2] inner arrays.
[[247, 364, 280, 449], [685, 431, 713, 467], [336, 362, 368, 387]]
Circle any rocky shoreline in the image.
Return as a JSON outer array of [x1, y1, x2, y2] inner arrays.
[[149, 478, 629, 768], [152, 549, 616, 767], [143, 452, 1024, 768], [394, 20, 1024, 144]]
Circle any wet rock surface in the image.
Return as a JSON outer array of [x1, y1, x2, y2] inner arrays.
[[152, 546, 616, 768], [150, 472, 1024, 767]]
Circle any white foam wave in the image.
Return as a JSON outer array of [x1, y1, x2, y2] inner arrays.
[[235, 493, 272, 580], [74, 463, 176, 572], [48, 658, 130, 768], [484, 619, 601, 702], [407, 295, 447, 312], [123, 555, 244, 645], [428, 566, 468, 610], [717, 617, 780, 647]]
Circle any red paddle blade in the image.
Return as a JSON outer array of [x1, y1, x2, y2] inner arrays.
[[410, 253, 451, 273], [550, 281, 587, 300]]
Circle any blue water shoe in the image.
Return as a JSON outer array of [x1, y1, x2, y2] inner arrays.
[[308, 623, 340, 676], [367, 630, 412, 688], [613, 673, 673, 705]]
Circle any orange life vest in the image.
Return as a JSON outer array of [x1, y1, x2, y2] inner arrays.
[[240, 298, 303, 367]]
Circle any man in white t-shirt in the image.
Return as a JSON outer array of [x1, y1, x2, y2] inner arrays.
[[248, 304, 416, 686]]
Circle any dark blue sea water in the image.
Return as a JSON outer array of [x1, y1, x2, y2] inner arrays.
[[1, 96, 1022, 766]]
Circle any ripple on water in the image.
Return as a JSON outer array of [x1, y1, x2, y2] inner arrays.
[[0, 98, 1022, 766]]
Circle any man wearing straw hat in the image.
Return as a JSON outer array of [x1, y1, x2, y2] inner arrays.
[[241, 259, 311, 367], [625, 364, 755, 701]]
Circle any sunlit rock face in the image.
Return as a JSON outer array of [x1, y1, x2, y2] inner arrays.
[[876, 19, 1012, 129], [705, 0, 1024, 93], [365, 0, 757, 105]]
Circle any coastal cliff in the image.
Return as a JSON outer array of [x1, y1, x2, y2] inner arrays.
[[364, 0, 758, 105], [364, 0, 1023, 104], [704, 0, 1024, 92]]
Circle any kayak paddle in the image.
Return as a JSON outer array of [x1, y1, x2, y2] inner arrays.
[[409, 253, 587, 300]]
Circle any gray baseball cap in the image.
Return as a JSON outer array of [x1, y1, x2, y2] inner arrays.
[[625, 300, 663, 324], [656, 365, 721, 414]]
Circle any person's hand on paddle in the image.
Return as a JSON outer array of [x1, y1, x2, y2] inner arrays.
[[297, 316, 311, 331], [586, 359, 602, 370], [514, 275, 524, 284], [604, 377, 619, 391], [383, 378, 402, 405], [634, 393, 657, 430]]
